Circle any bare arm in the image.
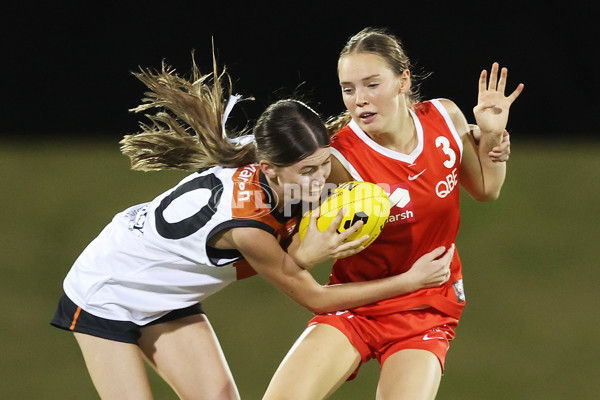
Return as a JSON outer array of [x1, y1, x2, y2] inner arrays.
[[474, 62, 524, 152], [231, 227, 454, 314], [469, 124, 511, 162], [465, 63, 524, 200], [437, 98, 500, 201], [438, 97, 506, 201], [443, 64, 523, 201]]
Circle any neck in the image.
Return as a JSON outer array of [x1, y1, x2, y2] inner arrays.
[[264, 176, 284, 211], [368, 107, 417, 154]]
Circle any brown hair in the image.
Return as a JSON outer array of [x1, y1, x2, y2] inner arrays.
[[120, 52, 255, 171], [253, 99, 329, 167], [326, 27, 429, 136], [121, 53, 330, 171]]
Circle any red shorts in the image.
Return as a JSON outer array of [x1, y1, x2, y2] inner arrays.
[[309, 307, 458, 380]]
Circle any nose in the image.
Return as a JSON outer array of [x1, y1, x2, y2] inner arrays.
[[312, 175, 325, 188], [311, 171, 327, 188], [356, 88, 369, 106]]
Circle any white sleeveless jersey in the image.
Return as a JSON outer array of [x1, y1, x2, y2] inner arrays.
[[63, 164, 298, 325]]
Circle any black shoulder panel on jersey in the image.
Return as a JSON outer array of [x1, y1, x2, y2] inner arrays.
[[206, 219, 275, 266], [155, 173, 223, 240]]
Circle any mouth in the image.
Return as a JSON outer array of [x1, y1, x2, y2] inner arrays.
[[308, 186, 324, 197], [358, 112, 376, 123]]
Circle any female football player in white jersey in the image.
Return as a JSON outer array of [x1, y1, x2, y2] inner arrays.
[[264, 27, 524, 400], [50, 53, 457, 400]]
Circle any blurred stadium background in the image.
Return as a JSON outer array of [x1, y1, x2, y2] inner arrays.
[[1, 138, 598, 399]]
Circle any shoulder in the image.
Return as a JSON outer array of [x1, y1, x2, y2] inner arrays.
[[433, 98, 469, 138], [330, 124, 354, 145], [414, 98, 462, 122], [435, 98, 462, 118]]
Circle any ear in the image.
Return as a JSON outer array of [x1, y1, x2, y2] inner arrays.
[[399, 69, 412, 93], [259, 159, 278, 179]]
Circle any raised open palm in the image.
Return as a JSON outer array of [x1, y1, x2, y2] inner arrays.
[[473, 62, 524, 135]]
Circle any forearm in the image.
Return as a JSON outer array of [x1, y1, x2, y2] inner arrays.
[[239, 230, 420, 314], [261, 244, 453, 314], [477, 132, 507, 199], [256, 252, 418, 314], [299, 274, 418, 314], [462, 131, 506, 201]]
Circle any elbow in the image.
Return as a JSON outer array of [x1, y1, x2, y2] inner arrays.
[[469, 185, 502, 202], [476, 190, 501, 202], [308, 306, 334, 314], [485, 186, 503, 201], [488, 191, 501, 201], [303, 301, 329, 315], [302, 295, 336, 315], [287, 290, 329, 314]]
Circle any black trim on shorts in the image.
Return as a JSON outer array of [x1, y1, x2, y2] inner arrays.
[[50, 293, 204, 344]]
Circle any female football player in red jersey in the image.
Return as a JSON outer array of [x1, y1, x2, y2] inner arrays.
[[50, 52, 456, 400], [264, 27, 524, 400]]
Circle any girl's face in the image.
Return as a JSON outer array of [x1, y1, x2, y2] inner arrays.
[[338, 53, 410, 136], [263, 147, 331, 205]]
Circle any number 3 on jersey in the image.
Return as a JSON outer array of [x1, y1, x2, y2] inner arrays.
[[435, 136, 456, 169]]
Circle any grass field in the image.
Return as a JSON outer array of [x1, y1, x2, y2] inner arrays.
[[1, 138, 598, 399]]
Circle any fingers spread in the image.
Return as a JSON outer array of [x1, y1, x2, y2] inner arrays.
[[338, 220, 364, 241], [488, 62, 499, 91], [334, 245, 365, 259], [323, 208, 344, 234], [478, 69, 488, 95], [497, 67, 508, 93], [508, 83, 525, 103]]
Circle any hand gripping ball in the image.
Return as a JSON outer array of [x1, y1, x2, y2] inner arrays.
[[298, 181, 391, 251]]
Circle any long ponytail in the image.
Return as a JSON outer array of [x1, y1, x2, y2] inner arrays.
[[120, 52, 255, 171]]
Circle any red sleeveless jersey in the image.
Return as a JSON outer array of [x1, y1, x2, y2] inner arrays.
[[329, 100, 466, 319]]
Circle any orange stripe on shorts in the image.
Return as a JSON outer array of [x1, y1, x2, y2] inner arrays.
[[69, 307, 82, 330]]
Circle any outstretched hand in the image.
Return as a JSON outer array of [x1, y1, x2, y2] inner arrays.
[[295, 207, 369, 268], [473, 62, 524, 136]]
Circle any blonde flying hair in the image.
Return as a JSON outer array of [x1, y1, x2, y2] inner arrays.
[[120, 51, 255, 171]]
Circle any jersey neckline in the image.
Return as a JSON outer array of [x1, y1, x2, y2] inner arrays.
[[347, 107, 424, 165]]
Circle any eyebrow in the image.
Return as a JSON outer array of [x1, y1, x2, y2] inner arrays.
[[340, 74, 381, 86], [298, 156, 331, 170]]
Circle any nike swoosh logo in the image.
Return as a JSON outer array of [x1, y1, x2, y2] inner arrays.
[[408, 169, 427, 181], [423, 334, 445, 341]]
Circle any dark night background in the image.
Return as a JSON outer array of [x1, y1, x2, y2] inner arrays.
[[2, 1, 598, 142], [2, 2, 599, 398]]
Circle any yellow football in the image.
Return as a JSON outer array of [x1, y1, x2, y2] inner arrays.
[[298, 181, 390, 253]]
